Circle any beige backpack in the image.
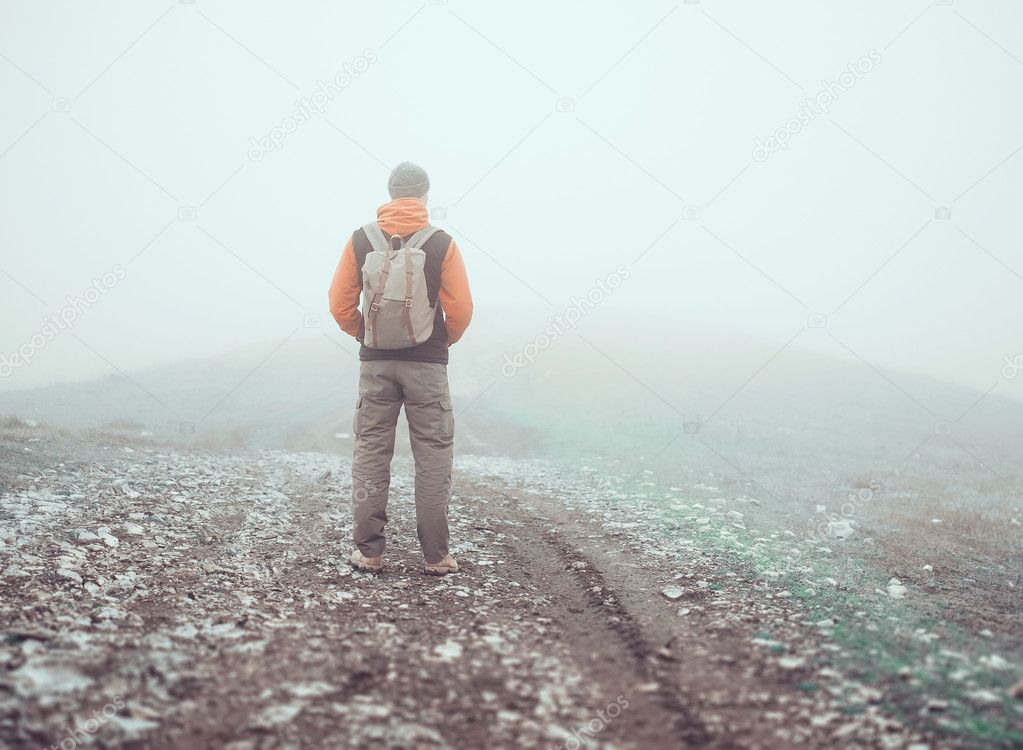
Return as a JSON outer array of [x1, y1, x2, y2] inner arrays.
[[360, 223, 439, 349]]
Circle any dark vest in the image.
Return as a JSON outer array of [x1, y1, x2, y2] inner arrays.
[[351, 226, 451, 365]]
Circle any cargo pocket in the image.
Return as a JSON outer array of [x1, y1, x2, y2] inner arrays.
[[439, 397, 454, 439], [352, 397, 363, 437]]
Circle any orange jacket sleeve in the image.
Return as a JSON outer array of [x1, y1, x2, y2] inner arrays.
[[440, 239, 473, 345], [328, 236, 363, 339]]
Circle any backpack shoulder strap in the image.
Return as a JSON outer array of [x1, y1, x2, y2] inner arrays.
[[361, 223, 392, 253], [406, 225, 440, 248]]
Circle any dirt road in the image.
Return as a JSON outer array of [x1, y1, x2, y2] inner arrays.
[[0, 429, 943, 748]]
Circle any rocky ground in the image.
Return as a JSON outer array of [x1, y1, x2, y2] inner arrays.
[[0, 424, 1018, 748]]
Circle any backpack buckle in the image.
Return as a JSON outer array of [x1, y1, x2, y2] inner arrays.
[[404, 298, 413, 308]]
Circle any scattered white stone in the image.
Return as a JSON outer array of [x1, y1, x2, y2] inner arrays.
[[777, 656, 806, 670], [858, 686, 883, 703], [886, 578, 907, 599], [480, 634, 504, 650], [966, 689, 1001, 706], [826, 520, 854, 539], [57, 568, 83, 584], [285, 681, 336, 698], [979, 654, 1010, 670], [12, 662, 93, 696], [250, 702, 304, 727], [234, 591, 255, 607], [433, 640, 463, 661], [810, 711, 838, 727], [661, 586, 684, 600], [172, 623, 198, 638]]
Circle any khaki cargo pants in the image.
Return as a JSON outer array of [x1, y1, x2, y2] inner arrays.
[[351, 360, 454, 564]]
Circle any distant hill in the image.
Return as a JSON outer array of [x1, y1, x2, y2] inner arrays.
[[1, 311, 1020, 481]]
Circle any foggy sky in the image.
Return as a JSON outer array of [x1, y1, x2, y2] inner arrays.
[[1, 0, 1022, 402]]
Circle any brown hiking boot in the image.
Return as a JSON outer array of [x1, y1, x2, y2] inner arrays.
[[349, 549, 382, 573], [424, 554, 458, 576]]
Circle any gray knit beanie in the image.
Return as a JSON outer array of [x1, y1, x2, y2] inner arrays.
[[387, 161, 430, 199]]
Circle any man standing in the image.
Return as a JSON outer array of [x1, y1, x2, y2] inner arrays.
[[329, 162, 473, 575]]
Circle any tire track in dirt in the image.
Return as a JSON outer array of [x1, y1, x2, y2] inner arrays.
[[537, 525, 715, 747], [470, 480, 924, 749], [467, 484, 714, 749]]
